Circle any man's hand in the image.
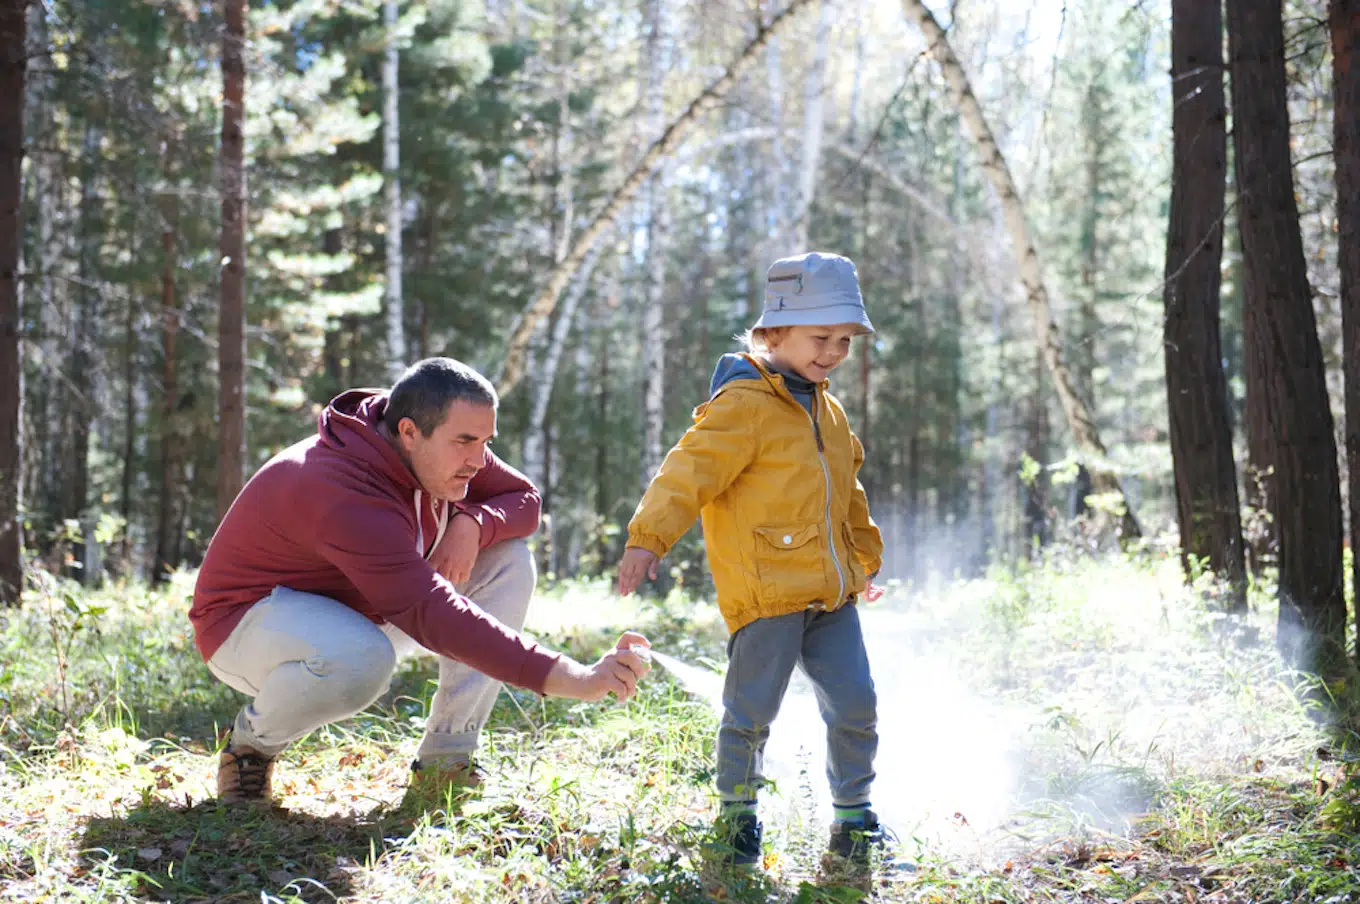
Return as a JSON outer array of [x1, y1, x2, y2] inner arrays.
[[616, 548, 660, 596], [430, 513, 481, 585], [542, 632, 652, 702]]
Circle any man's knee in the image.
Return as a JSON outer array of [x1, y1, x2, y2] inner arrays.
[[471, 538, 536, 624], [304, 632, 397, 711]]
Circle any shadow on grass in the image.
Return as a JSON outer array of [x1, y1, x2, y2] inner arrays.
[[81, 797, 403, 903]]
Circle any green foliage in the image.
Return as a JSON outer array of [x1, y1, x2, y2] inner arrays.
[[3, 549, 1360, 900]]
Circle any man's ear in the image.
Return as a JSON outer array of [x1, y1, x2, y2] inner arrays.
[[396, 416, 420, 449]]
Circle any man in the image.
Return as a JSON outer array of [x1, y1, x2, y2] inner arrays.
[[191, 357, 650, 804]]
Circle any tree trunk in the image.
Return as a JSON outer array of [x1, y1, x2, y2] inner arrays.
[[1074, 84, 1102, 419], [154, 149, 180, 586], [1332, 0, 1360, 659], [66, 120, 102, 582], [1024, 348, 1051, 554], [525, 245, 601, 492], [118, 254, 138, 574], [216, 0, 247, 522], [321, 228, 345, 400], [901, 0, 1141, 541], [494, 0, 817, 396], [790, 0, 830, 250], [0, 0, 26, 605], [639, 0, 668, 491], [1228, 0, 1346, 676], [383, 0, 406, 380], [1163, 0, 1246, 607], [28, 1, 65, 553], [763, 0, 790, 251]]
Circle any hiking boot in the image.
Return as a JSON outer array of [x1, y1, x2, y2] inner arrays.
[[216, 743, 276, 803], [710, 811, 763, 868], [826, 809, 891, 869], [412, 757, 482, 789], [398, 758, 483, 815]]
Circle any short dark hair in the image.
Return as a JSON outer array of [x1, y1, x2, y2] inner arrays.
[[387, 357, 498, 437]]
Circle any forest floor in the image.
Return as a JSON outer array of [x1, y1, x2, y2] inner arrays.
[[2, 545, 1360, 902]]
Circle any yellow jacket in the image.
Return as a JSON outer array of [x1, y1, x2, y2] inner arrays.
[[627, 354, 884, 634]]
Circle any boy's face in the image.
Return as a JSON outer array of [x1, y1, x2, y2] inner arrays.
[[766, 324, 860, 383]]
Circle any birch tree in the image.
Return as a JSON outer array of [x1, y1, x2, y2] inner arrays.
[[495, 0, 818, 395], [383, 0, 407, 379], [900, 0, 1140, 540], [790, 0, 830, 250], [639, 0, 668, 489]]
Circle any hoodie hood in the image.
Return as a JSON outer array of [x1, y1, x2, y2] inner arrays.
[[318, 389, 421, 492], [709, 353, 766, 397]]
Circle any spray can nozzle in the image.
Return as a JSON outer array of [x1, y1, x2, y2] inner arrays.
[[629, 643, 653, 663]]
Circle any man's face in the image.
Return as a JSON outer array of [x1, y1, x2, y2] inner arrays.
[[395, 400, 497, 502], [767, 323, 859, 383]]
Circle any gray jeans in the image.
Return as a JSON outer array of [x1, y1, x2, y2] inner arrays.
[[717, 603, 878, 808], [207, 539, 536, 765]]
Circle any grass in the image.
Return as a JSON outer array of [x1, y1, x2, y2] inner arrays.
[[1, 547, 1359, 901]]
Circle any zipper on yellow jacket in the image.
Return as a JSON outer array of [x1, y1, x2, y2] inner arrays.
[[803, 386, 846, 607]]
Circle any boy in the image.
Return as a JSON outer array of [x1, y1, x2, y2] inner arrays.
[[618, 252, 886, 869]]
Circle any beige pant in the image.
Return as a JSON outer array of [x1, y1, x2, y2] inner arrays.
[[207, 539, 536, 765]]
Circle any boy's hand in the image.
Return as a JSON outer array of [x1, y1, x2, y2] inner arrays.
[[864, 581, 884, 602], [617, 547, 660, 596]]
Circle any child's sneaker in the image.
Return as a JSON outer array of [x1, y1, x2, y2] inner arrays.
[[710, 811, 763, 868], [825, 809, 890, 869]]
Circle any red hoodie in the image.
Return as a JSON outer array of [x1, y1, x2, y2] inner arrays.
[[190, 389, 560, 693]]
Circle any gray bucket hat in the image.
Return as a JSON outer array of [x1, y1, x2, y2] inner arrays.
[[752, 252, 874, 334]]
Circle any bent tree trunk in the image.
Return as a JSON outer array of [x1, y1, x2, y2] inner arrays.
[[0, 0, 25, 604], [495, 0, 817, 396], [1164, 0, 1246, 607], [1229, 0, 1346, 677], [901, 0, 1141, 541]]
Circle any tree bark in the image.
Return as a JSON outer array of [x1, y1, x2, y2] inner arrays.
[[639, 0, 667, 491], [524, 245, 601, 492], [1024, 348, 1051, 554], [1332, 0, 1360, 660], [118, 253, 138, 574], [901, 0, 1141, 541], [216, 0, 247, 522], [790, 0, 830, 250], [1228, 0, 1346, 676], [1163, 0, 1246, 607], [154, 148, 180, 586], [66, 120, 102, 582], [28, 1, 65, 552], [0, 0, 25, 604], [383, 0, 406, 380], [494, 0, 817, 396]]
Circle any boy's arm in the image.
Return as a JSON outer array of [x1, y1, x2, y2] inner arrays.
[[627, 389, 758, 557], [848, 432, 884, 576]]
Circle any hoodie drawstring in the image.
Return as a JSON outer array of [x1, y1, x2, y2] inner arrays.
[[414, 489, 451, 559]]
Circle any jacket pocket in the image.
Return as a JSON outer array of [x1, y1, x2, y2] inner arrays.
[[752, 523, 828, 607]]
